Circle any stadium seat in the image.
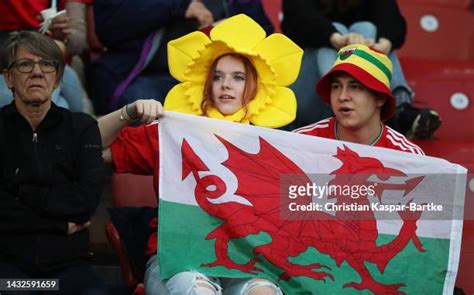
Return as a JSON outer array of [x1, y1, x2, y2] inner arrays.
[[414, 144, 474, 294], [405, 56, 474, 294], [105, 221, 140, 288], [399, 0, 472, 9], [457, 213, 474, 294], [397, 2, 474, 60], [111, 173, 156, 207], [261, 0, 282, 32], [400, 49, 474, 294], [105, 173, 156, 292], [401, 58, 474, 140]]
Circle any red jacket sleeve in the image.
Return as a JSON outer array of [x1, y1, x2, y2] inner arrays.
[[111, 123, 159, 175]]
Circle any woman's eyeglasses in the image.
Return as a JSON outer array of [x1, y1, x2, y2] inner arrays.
[[8, 59, 58, 73]]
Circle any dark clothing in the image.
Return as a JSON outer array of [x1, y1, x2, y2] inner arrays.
[[0, 102, 104, 273], [281, 0, 406, 50], [87, 0, 273, 114]]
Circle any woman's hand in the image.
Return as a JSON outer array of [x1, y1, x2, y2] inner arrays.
[[127, 99, 164, 124], [98, 99, 164, 153]]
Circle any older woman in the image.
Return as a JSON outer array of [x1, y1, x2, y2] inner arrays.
[[0, 31, 108, 295]]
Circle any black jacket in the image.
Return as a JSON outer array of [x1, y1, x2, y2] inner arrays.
[[0, 102, 104, 273], [282, 0, 406, 50]]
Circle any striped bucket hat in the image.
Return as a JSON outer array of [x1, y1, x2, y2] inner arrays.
[[316, 44, 395, 121]]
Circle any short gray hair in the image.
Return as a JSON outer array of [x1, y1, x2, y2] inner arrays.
[[1, 31, 65, 79]]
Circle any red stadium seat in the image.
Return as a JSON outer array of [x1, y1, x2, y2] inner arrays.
[[399, 0, 472, 9], [111, 173, 156, 207], [405, 56, 474, 293], [456, 219, 474, 295], [106, 173, 156, 291], [414, 144, 474, 295], [401, 58, 474, 140], [261, 0, 282, 32], [105, 221, 140, 288], [397, 2, 474, 60]]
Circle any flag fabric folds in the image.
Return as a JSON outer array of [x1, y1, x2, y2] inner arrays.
[[158, 112, 466, 294]]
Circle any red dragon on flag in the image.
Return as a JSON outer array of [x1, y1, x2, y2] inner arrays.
[[181, 135, 426, 294]]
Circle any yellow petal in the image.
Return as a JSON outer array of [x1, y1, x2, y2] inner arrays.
[[164, 82, 202, 115], [210, 14, 265, 54], [167, 32, 211, 82], [250, 55, 275, 85], [247, 84, 272, 115], [250, 86, 297, 128], [254, 33, 303, 86], [188, 42, 233, 81], [183, 82, 205, 113]]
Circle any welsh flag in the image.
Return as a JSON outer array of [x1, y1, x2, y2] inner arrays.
[[157, 112, 466, 294]]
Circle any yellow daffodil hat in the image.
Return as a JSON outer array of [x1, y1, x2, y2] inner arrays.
[[163, 14, 303, 128]]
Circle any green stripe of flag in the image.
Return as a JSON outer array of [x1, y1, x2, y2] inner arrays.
[[159, 200, 449, 294]]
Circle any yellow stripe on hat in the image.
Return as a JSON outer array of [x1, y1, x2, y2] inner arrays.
[[334, 45, 392, 88]]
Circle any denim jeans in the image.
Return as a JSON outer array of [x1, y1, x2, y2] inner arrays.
[[317, 21, 413, 105], [117, 74, 178, 109], [0, 65, 85, 112], [57, 65, 86, 112], [144, 255, 283, 295], [288, 47, 333, 129]]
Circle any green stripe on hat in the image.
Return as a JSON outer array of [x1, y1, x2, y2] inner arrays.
[[354, 49, 392, 81], [336, 48, 392, 82]]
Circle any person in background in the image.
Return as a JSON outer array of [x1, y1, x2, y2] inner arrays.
[[282, 0, 441, 139], [42, 0, 90, 58], [0, 0, 92, 112], [0, 31, 108, 295], [98, 14, 302, 294]]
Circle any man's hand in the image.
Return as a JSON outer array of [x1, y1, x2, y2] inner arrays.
[[372, 38, 392, 55], [185, 1, 214, 29], [67, 221, 91, 235], [49, 13, 70, 41], [38, 13, 70, 57], [38, 13, 69, 41], [329, 32, 347, 49], [330, 32, 375, 50]]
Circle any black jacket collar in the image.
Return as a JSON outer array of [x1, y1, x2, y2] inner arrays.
[[3, 100, 63, 130]]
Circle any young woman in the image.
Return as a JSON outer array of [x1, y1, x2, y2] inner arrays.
[[98, 14, 302, 295]]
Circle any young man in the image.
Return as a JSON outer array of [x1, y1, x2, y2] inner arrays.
[[294, 43, 424, 155], [0, 31, 108, 294]]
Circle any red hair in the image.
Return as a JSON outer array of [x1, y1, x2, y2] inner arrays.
[[201, 53, 258, 120]]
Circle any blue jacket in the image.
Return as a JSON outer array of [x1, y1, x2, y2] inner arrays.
[[87, 0, 273, 114]]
